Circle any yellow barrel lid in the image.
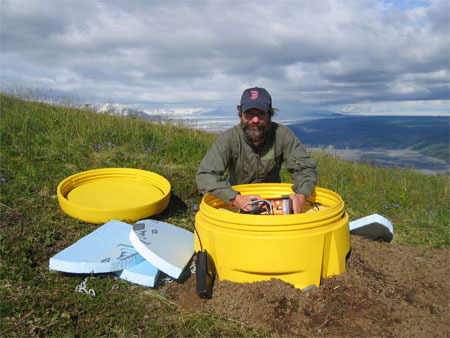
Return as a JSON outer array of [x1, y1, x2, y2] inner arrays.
[[57, 168, 171, 223]]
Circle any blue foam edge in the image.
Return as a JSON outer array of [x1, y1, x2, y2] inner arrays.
[[349, 214, 394, 242], [349, 214, 393, 233], [116, 259, 160, 287]]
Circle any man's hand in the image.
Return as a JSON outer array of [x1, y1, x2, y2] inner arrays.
[[232, 194, 262, 212], [289, 193, 306, 214]]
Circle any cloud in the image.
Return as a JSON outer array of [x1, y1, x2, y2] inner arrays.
[[1, 0, 449, 115]]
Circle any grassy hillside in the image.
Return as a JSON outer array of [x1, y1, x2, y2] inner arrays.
[[1, 93, 448, 336]]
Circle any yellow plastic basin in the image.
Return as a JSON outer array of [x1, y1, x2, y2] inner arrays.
[[194, 184, 350, 289], [57, 168, 171, 223]]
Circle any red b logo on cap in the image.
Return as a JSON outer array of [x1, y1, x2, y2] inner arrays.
[[250, 90, 258, 100]]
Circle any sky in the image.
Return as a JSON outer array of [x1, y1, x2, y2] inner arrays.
[[1, 0, 449, 118]]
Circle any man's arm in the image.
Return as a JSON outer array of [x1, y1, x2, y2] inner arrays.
[[196, 133, 240, 204]]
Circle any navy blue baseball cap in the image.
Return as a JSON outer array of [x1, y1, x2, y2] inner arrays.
[[240, 87, 272, 113]]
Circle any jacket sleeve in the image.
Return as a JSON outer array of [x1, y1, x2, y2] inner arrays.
[[282, 127, 318, 197], [196, 132, 240, 204]]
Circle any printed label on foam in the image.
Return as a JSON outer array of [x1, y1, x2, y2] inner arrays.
[[129, 219, 194, 279]]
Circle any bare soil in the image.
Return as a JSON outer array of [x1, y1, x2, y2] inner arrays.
[[162, 235, 449, 337]]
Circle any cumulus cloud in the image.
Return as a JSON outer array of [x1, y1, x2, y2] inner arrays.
[[1, 0, 449, 115]]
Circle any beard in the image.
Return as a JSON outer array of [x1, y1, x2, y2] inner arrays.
[[241, 120, 269, 143]]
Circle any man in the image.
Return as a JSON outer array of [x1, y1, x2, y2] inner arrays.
[[196, 87, 318, 214]]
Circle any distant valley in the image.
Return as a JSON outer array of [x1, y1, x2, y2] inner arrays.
[[287, 115, 449, 174]]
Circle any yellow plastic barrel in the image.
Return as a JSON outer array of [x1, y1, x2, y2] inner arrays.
[[194, 184, 350, 289]]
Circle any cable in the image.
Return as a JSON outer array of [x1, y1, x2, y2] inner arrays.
[[238, 199, 273, 215]]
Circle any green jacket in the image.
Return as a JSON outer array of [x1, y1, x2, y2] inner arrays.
[[196, 122, 318, 203]]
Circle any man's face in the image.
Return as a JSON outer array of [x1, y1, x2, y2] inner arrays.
[[240, 108, 270, 142]]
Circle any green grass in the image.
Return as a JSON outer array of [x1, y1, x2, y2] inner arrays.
[[1, 93, 448, 336]]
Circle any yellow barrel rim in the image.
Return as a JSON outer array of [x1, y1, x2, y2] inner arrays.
[[197, 184, 345, 232]]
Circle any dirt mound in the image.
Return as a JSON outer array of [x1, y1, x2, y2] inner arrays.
[[162, 236, 449, 337]]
